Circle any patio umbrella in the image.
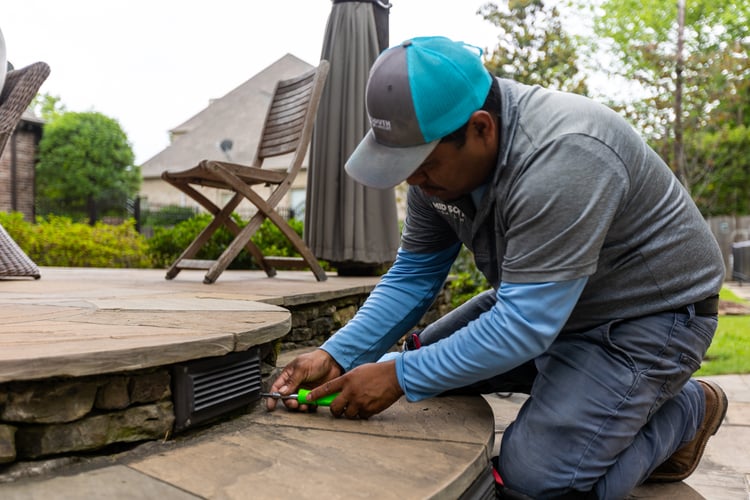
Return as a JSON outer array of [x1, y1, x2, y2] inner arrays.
[[305, 0, 400, 275], [0, 27, 7, 91]]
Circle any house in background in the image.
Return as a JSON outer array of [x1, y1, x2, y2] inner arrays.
[[0, 109, 43, 222], [139, 54, 314, 219]]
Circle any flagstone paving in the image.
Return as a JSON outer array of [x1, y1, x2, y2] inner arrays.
[[0, 269, 746, 498]]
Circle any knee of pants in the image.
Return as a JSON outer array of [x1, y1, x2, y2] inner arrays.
[[498, 423, 584, 498]]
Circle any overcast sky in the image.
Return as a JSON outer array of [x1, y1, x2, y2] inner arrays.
[[3, 1, 502, 164]]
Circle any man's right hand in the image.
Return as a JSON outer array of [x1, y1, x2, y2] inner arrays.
[[265, 349, 343, 411]]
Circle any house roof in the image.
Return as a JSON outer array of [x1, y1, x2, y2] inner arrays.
[[21, 109, 44, 125], [141, 53, 314, 179]]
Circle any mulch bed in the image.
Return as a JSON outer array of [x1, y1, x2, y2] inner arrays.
[[719, 300, 750, 315]]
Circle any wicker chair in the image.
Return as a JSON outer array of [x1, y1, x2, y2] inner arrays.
[[0, 61, 50, 279], [0, 224, 40, 279]]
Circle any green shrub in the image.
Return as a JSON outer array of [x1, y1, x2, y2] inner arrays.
[[0, 212, 151, 268], [147, 214, 231, 269], [0, 211, 34, 249], [448, 246, 490, 307], [146, 214, 304, 269], [253, 217, 305, 258]]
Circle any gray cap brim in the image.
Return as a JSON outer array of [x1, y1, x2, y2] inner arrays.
[[345, 129, 440, 190]]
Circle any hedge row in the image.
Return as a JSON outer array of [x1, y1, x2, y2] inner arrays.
[[1, 211, 486, 308], [1, 212, 151, 268], [0, 211, 302, 270]]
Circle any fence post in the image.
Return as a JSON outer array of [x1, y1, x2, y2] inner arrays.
[[134, 196, 141, 233]]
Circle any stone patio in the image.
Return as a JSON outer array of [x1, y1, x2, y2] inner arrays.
[[0, 268, 747, 498]]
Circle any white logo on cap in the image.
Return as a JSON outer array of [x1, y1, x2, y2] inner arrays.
[[370, 118, 391, 131]]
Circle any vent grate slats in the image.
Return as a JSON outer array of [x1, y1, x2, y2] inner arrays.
[[172, 348, 262, 432], [193, 361, 259, 391], [193, 372, 262, 412]]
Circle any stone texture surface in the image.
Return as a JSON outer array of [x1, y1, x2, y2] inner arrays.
[[95, 376, 130, 410], [15, 401, 174, 459], [0, 270, 746, 499], [0, 368, 178, 462], [0, 270, 405, 465], [0, 395, 495, 499], [128, 370, 171, 404], [0, 425, 16, 464], [0, 268, 295, 384], [1, 380, 98, 424], [0, 465, 201, 500], [129, 396, 493, 500]]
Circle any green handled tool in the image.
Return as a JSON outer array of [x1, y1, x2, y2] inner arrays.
[[261, 388, 339, 406]]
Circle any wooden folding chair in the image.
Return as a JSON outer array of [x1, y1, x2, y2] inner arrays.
[[0, 61, 50, 280], [162, 60, 330, 283]]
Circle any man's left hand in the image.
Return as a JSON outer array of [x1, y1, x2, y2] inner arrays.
[[305, 359, 404, 419]]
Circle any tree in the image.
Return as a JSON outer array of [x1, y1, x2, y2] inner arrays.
[[688, 48, 750, 214], [30, 92, 66, 122], [36, 111, 140, 224], [688, 125, 750, 216], [592, 0, 750, 210], [479, 0, 588, 94]]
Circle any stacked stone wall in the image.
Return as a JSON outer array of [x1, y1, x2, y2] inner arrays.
[[0, 285, 453, 469], [0, 369, 173, 465]]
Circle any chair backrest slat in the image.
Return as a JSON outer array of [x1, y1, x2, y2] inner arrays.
[[266, 106, 307, 129], [256, 62, 329, 162], [264, 116, 306, 138]]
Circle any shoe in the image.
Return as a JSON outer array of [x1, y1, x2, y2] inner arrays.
[[648, 379, 728, 482]]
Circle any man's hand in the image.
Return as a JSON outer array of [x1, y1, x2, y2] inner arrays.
[[266, 349, 342, 411], [305, 359, 404, 419]]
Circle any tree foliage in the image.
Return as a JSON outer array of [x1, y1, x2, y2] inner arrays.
[[592, 0, 750, 214], [479, 0, 588, 94], [36, 111, 140, 224], [689, 125, 750, 216], [30, 92, 66, 122], [593, 0, 748, 134]]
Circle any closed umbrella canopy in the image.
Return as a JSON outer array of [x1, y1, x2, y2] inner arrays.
[[305, 0, 400, 274], [0, 27, 7, 92]]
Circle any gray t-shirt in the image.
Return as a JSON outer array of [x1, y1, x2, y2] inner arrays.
[[402, 78, 724, 332]]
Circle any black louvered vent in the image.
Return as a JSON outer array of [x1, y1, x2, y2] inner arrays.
[[172, 348, 261, 432]]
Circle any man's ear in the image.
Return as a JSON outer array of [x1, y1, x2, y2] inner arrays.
[[468, 111, 497, 146]]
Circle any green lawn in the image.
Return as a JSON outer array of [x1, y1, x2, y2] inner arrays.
[[695, 287, 750, 376]]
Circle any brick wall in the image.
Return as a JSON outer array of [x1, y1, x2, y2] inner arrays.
[[0, 121, 41, 221]]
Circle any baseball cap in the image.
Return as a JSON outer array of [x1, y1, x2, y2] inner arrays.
[[345, 36, 493, 189]]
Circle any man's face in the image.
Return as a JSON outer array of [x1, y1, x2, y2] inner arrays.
[[405, 112, 498, 201]]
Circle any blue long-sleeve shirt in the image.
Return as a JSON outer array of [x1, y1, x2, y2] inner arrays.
[[320, 245, 587, 401]]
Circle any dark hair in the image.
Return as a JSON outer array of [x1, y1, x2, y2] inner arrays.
[[440, 73, 501, 147]]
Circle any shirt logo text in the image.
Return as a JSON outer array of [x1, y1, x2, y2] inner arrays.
[[431, 201, 465, 222]]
